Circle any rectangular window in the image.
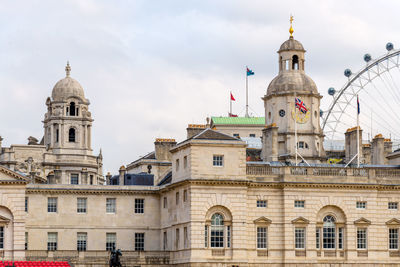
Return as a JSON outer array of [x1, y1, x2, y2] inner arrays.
[[0, 227, 3, 249], [176, 192, 179, 205], [294, 200, 305, 208], [48, 197, 57, 213], [357, 228, 367, 249], [175, 228, 180, 250], [25, 197, 28, 212], [316, 228, 320, 249], [389, 228, 399, 250], [71, 173, 79, 185], [227, 225, 231, 248], [295, 227, 305, 249], [106, 233, 116, 251], [233, 133, 239, 137], [257, 200, 267, 208], [205, 225, 208, 247], [135, 233, 144, 251], [106, 198, 116, 213], [25, 232, 28, 250], [213, 155, 224, 166], [249, 134, 256, 137], [135, 199, 144, 214], [257, 227, 267, 249], [210, 225, 224, 248], [176, 159, 179, 171], [77, 198, 87, 213], [356, 201, 366, 209], [163, 231, 167, 250], [183, 190, 188, 202], [184, 227, 188, 248], [77, 233, 87, 251], [90, 175, 93, 185], [183, 156, 187, 169], [338, 227, 344, 249], [389, 202, 398, 210], [47, 232, 57, 251], [56, 129, 59, 143], [163, 197, 167, 209]]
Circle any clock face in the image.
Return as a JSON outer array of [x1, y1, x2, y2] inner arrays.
[[292, 107, 310, 123], [279, 109, 285, 117]]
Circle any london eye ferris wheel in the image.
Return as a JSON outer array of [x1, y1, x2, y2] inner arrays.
[[322, 42, 400, 151]]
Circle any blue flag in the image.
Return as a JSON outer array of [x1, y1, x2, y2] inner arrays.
[[246, 67, 254, 76]]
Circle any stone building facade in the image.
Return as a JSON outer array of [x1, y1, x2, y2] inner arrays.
[[1, 30, 400, 267]]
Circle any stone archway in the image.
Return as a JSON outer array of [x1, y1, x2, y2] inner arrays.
[[0, 206, 14, 259]]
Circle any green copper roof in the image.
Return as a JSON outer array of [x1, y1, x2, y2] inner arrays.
[[211, 116, 265, 125]]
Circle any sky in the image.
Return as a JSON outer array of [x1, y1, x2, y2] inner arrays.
[[1, 0, 400, 174]]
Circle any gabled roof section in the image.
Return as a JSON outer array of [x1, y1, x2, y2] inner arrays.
[[191, 128, 239, 141], [386, 218, 400, 225], [211, 116, 265, 126], [253, 216, 272, 225], [0, 166, 30, 183], [291, 216, 310, 225], [354, 217, 371, 225]]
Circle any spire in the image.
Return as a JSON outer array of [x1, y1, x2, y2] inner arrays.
[[65, 61, 71, 77], [289, 15, 294, 38]]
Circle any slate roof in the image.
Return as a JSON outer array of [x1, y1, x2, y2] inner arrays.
[[109, 172, 154, 186], [211, 116, 265, 125], [192, 128, 238, 141]]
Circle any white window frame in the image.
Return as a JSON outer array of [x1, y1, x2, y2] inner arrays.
[[77, 198, 87, 213], [356, 201, 366, 209], [70, 173, 79, 185], [357, 228, 367, 250], [106, 233, 116, 251], [389, 228, 399, 250], [212, 155, 224, 167], [77, 232, 87, 251], [294, 200, 305, 208], [47, 232, 57, 251], [48, 197, 57, 213], [135, 232, 145, 251], [389, 202, 398, 210], [256, 227, 267, 249], [294, 227, 306, 249], [257, 200, 267, 208], [106, 198, 116, 213], [135, 198, 144, 214]]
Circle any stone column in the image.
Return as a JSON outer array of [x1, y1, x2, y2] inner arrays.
[[81, 168, 88, 184], [54, 168, 62, 184], [50, 124, 54, 147]]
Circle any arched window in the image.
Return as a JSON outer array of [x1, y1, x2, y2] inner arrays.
[[69, 128, 76, 142], [323, 215, 336, 249], [205, 207, 232, 249], [69, 102, 76, 116], [292, 55, 299, 70], [211, 213, 224, 248]]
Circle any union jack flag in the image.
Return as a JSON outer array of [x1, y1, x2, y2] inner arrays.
[[295, 97, 308, 114]]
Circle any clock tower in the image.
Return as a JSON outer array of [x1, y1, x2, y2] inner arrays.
[[261, 19, 325, 163]]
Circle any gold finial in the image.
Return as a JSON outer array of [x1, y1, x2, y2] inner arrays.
[[289, 15, 294, 38], [65, 61, 71, 77]]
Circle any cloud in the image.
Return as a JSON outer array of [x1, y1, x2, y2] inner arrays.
[[1, 0, 400, 173]]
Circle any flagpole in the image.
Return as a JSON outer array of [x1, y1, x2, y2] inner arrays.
[[230, 91, 232, 116], [295, 92, 298, 166], [245, 66, 249, 117], [357, 95, 360, 167]]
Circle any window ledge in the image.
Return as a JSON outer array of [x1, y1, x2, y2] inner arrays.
[[211, 249, 225, 256]]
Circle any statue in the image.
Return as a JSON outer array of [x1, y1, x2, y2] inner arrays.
[[109, 248, 122, 267]]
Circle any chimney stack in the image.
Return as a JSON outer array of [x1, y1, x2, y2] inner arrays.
[[119, 165, 126, 185], [186, 124, 206, 139], [154, 139, 176, 161], [371, 134, 385, 165], [345, 126, 363, 164], [106, 172, 112, 185]]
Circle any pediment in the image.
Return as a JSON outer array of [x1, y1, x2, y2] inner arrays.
[[386, 218, 400, 226], [0, 166, 29, 183], [253, 216, 272, 225], [291, 216, 310, 225], [0, 215, 11, 225], [354, 217, 371, 225]]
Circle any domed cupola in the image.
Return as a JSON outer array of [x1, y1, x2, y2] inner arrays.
[[261, 16, 325, 164], [51, 62, 86, 102]]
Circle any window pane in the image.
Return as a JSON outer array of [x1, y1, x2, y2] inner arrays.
[[211, 213, 224, 248], [357, 228, 367, 249], [77, 233, 87, 251], [316, 228, 320, 249], [48, 233, 57, 251], [295, 228, 305, 249], [106, 233, 116, 251], [71, 174, 79, 185], [135, 199, 144, 214], [389, 229, 398, 249], [213, 155, 223, 166], [257, 200, 267, 207], [106, 198, 116, 213], [0, 227, 4, 249], [48, 198, 57, 213], [338, 227, 344, 249], [294, 200, 305, 208], [77, 198, 87, 213], [135, 233, 144, 251], [257, 227, 267, 249]]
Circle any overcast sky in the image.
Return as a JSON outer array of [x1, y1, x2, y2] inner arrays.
[[1, 0, 400, 174]]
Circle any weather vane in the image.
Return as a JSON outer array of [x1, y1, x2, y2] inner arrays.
[[289, 15, 294, 38]]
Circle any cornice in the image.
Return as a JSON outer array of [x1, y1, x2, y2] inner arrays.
[[26, 187, 158, 195]]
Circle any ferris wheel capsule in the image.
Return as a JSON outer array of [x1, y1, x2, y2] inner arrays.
[[328, 87, 335, 96], [364, 54, 371, 62], [386, 42, 394, 51], [344, 69, 352, 77]]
